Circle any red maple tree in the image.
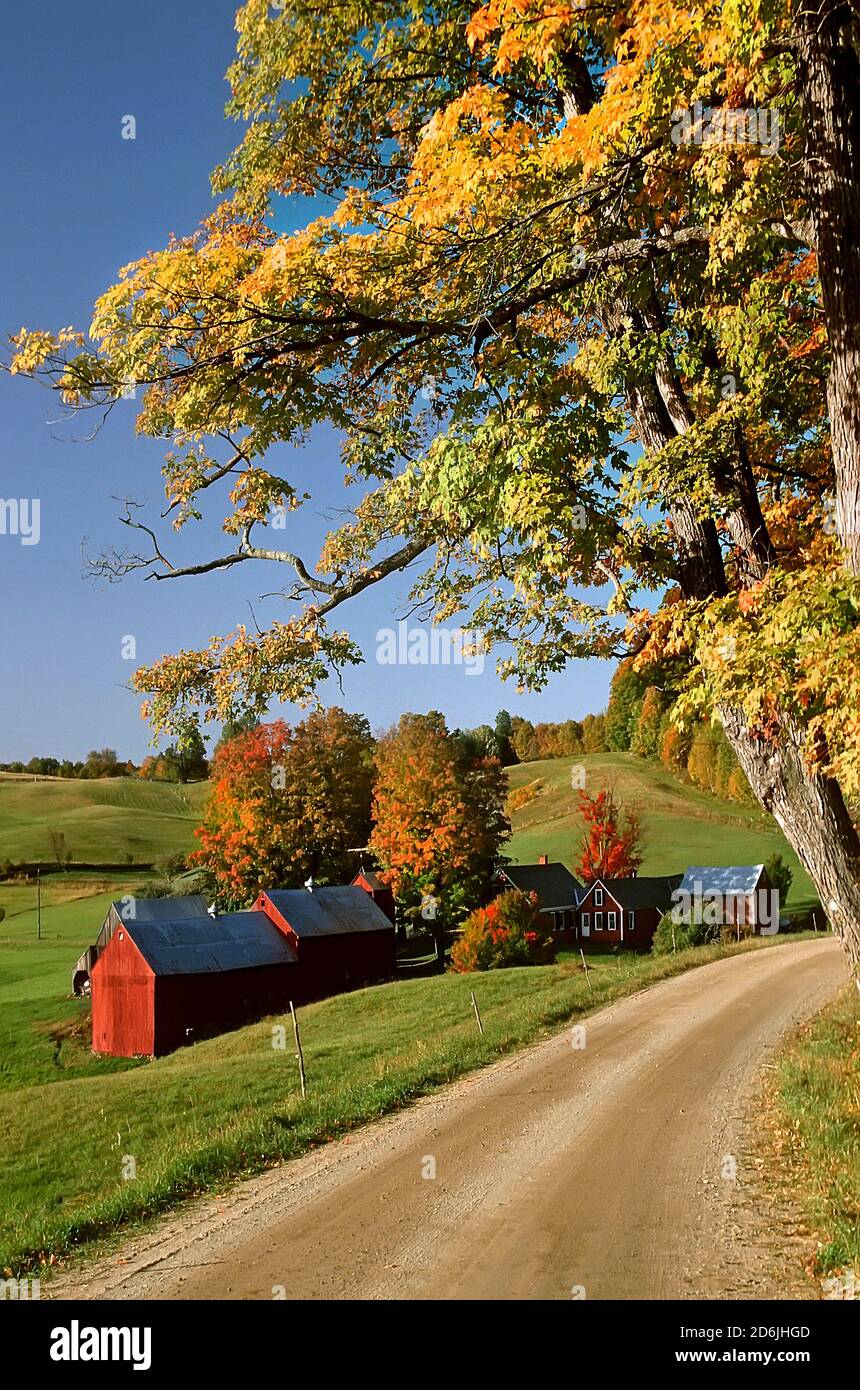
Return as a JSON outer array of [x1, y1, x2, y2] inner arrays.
[[576, 786, 643, 882]]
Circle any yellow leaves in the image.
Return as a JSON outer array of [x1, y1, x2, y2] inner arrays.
[[9, 326, 82, 374]]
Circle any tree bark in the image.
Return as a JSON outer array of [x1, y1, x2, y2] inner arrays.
[[562, 43, 860, 977], [796, 2, 860, 574], [721, 707, 860, 976], [618, 320, 860, 979]]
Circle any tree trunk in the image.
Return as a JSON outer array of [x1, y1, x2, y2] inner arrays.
[[796, 2, 860, 574], [720, 707, 860, 977], [618, 326, 860, 979]]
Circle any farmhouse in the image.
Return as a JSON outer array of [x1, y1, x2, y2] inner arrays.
[[90, 884, 395, 1057], [576, 875, 683, 950], [497, 857, 583, 935]]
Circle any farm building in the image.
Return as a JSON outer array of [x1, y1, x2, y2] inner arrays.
[[576, 875, 683, 950], [254, 884, 396, 999], [350, 868, 396, 923], [88, 883, 396, 1057], [91, 910, 299, 1057], [72, 894, 208, 995], [674, 865, 778, 933], [497, 857, 583, 935]]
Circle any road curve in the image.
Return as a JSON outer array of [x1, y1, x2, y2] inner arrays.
[[56, 938, 846, 1301]]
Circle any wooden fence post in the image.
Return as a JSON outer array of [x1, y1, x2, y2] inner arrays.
[[579, 948, 592, 991], [290, 1000, 306, 1098]]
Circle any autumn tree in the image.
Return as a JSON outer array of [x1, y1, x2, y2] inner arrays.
[[369, 711, 509, 947], [576, 786, 644, 882], [195, 709, 374, 907], [631, 686, 666, 761], [11, 0, 860, 975]]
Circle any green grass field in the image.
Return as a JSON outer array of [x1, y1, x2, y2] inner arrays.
[[0, 931, 806, 1277], [0, 754, 826, 1277], [0, 774, 209, 863], [506, 752, 816, 908]]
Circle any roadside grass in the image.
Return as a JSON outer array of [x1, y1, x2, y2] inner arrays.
[[506, 752, 817, 910], [768, 988, 860, 1282], [0, 931, 814, 1279]]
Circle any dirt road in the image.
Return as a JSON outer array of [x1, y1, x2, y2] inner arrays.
[[52, 938, 846, 1301]]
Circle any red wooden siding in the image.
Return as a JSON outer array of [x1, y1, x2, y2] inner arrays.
[[91, 929, 155, 1057]]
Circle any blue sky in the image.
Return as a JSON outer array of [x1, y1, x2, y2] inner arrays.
[[0, 0, 613, 763]]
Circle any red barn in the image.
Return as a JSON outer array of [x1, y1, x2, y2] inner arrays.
[[254, 885, 396, 998], [91, 911, 298, 1057], [351, 868, 396, 923]]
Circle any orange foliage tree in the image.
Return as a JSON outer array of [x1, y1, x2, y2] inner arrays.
[[451, 890, 555, 972], [194, 709, 373, 908], [369, 712, 509, 934], [576, 786, 643, 882]]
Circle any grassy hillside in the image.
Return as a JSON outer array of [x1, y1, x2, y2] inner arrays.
[[0, 929, 805, 1277], [0, 775, 209, 863], [506, 752, 816, 908], [0, 876, 155, 1093]]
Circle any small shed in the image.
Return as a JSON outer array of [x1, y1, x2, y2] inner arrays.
[[675, 865, 775, 933], [91, 910, 298, 1057], [255, 885, 396, 997], [351, 868, 396, 923]]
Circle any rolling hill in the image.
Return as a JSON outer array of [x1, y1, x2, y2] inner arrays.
[[0, 775, 210, 863], [505, 752, 815, 908]]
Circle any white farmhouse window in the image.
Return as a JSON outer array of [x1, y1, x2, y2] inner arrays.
[[581, 912, 590, 932], [595, 912, 604, 930], [608, 912, 617, 931], [627, 911, 635, 931], [594, 887, 604, 906]]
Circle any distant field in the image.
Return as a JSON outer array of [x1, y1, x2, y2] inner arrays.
[[506, 751, 816, 908], [0, 775, 210, 863]]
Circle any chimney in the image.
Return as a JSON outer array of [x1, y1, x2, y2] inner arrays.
[[538, 854, 548, 866]]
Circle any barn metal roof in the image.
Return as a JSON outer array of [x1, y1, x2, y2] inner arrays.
[[108, 894, 209, 925], [261, 886, 394, 937], [119, 911, 298, 976], [677, 866, 766, 898], [500, 863, 583, 909]]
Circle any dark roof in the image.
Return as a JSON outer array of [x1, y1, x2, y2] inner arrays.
[[677, 865, 766, 897], [96, 894, 211, 952], [261, 886, 394, 937], [108, 894, 209, 925], [352, 869, 389, 893], [586, 875, 683, 912], [500, 863, 583, 909], [110, 911, 298, 977]]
